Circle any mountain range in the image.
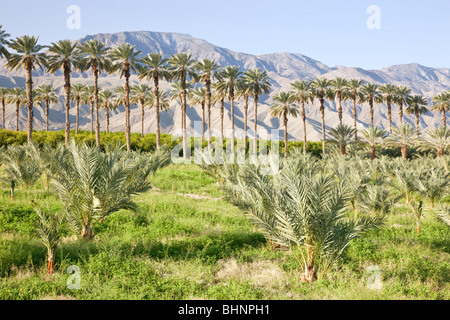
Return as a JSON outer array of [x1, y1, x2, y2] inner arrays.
[[0, 30, 449, 141]]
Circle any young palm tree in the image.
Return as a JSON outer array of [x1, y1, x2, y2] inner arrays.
[[327, 124, 356, 156], [331, 77, 349, 125], [32, 201, 63, 275], [130, 84, 152, 138], [0, 87, 9, 129], [242, 68, 272, 155], [0, 25, 10, 58], [194, 59, 220, 150], [378, 84, 397, 134], [419, 126, 450, 157], [35, 84, 58, 132], [6, 35, 47, 143], [109, 43, 142, 151], [394, 86, 412, 125], [99, 89, 116, 134], [346, 79, 365, 140], [6, 87, 26, 131], [77, 39, 111, 147], [168, 53, 197, 159], [360, 83, 381, 127], [190, 87, 207, 142], [70, 83, 86, 135], [138, 53, 172, 148], [47, 40, 82, 146], [431, 91, 450, 127], [385, 124, 416, 159], [269, 91, 299, 157], [361, 126, 388, 160], [291, 80, 313, 153], [405, 95, 428, 138], [81, 85, 95, 134], [310, 77, 333, 155]]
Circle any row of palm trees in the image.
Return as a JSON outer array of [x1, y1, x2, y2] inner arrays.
[[0, 25, 449, 157]]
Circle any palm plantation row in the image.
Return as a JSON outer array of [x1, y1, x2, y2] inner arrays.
[[1, 25, 449, 158]]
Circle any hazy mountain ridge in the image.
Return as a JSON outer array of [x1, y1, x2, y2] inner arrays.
[[0, 30, 449, 140]]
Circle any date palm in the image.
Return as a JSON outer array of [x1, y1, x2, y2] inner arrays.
[[310, 77, 333, 155], [81, 85, 95, 134], [378, 84, 397, 134], [405, 95, 428, 138], [6, 87, 26, 131], [0, 25, 10, 58], [109, 43, 142, 151], [190, 87, 207, 143], [77, 39, 111, 147], [194, 59, 220, 150], [346, 79, 365, 140], [360, 83, 380, 127], [0, 87, 9, 129], [327, 124, 356, 156], [70, 83, 86, 135], [291, 80, 313, 152], [269, 91, 298, 156], [138, 53, 171, 148], [431, 91, 450, 127], [35, 84, 58, 132], [47, 40, 82, 146], [361, 126, 388, 160], [6, 35, 47, 143], [168, 53, 197, 159], [394, 86, 412, 125], [418, 126, 450, 157], [385, 124, 416, 159], [99, 89, 116, 134], [242, 68, 271, 155], [331, 78, 349, 125], [130, 84, 152, 138]]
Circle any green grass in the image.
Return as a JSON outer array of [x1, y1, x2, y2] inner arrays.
[[0, 163, 449, 300]]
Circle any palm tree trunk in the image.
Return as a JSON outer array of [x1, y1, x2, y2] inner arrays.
[[415, 108, 420, 138], [340, 144, 346, 156], [26, 60, 33, 144], [47, 248, 56, 275], [301, 100, 307, 152], [370, 146, 376, 160], [1, 98, 4, 130], [106, 104, 110, 134], [15, 101, 19, 131], [140, 100, 144, 138], [10, 181, 15, 202], [230, 96, 235, 155], [337, 93, 343, 125], [81, 223, 94, 239], [64, 64, 71, 147], [201, 102, 205, 143], [284, 114, 288, 157], [442, 110, 446, 128], [253, 95, 259, 155], [45, 99, 49, 132], [205, 78, 212, 151], [399, 101, 403, 125], [320, 98, 326, 156], [181, 74, 188, 159], [370, 99, 374, 127], [94, 67, 100, 147], [154, 76, 161, 149], [438, 148, 444, 157], [352, 98, 358, 140], [90, 100, 94, 135], [76, 97, 80, 135], [124, 68, 131, 152], [220, 98, 224, 150], [387, 99, 392, 134], [401, 144, 408, 160]]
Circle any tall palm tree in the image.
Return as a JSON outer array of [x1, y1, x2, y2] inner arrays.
[[327, 124, 356, 156], [378, 84, 397, 134], [138, 53, 171, 148], [291, 80, 312, 152], [242, 68, 271, 155], [394, 86, 412, 125], [331, 77, 349, 125], [345, 79, 365, 140], [0, 88, 9, 129], [6, 87, 26, 131], [194, 59, 220, 151], [70, 83, 86, 135], [81, 85, 95, 134], [35, 84, 58, 132], [109, 43, 142, 151], [405, 95, 428, 138], [310, 77, 333, 155], [269, 91, 299, 157], [431, 91, 450, 127], [47, 40, 82, 146], [360, 83, 380, 127], [99, 89, 116, 134], [216, 66, 242, 155], [0, 25, 10, 58], [361, 126, 388, 160], [168, 53, 196, 159], [190, 87, 207, 142], [6, 35, 47, 143], [130, 84, 152, 138], [385, 124, 416, 160], [77, 39, 111, 147]]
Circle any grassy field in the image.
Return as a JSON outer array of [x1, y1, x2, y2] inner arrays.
[[0, 163, 449, 300]]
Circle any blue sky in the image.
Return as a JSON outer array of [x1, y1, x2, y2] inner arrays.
[[1, 0, 449, 69]]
